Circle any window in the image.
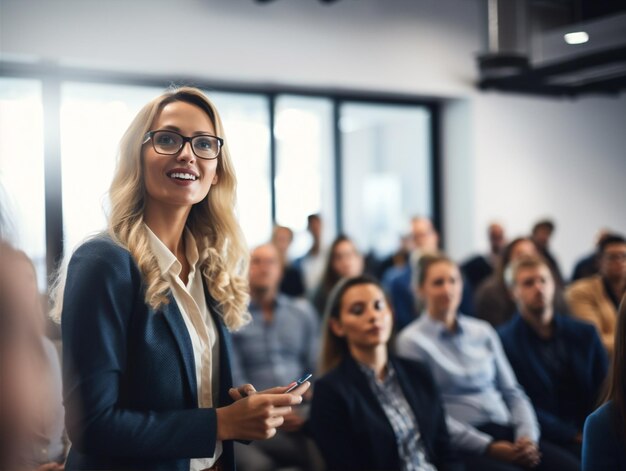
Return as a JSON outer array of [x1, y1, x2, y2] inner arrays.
[[60, 82, 164, 252], [1, 64, 437, 289], [275, 96, 335, 257], [340, 102, 433, 257], [209, 92, 272, 248], [0, 78, 47, 289]]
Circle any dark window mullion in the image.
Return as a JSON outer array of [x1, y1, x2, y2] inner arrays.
[[42, 78, 64, 285], [333, 99, 342, 234]]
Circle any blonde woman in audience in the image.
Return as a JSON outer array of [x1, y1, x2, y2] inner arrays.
[[309, 275, 461, 471], [396, 254, 579, 471], [51, 87, 308, 471], [0, 243, 65, 471]]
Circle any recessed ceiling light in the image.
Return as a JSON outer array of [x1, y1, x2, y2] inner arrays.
[[564, 32, 589, 45]]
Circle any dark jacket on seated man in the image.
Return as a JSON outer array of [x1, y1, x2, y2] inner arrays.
[[309, 355, 462, 471], [499, 313, 608, 446]]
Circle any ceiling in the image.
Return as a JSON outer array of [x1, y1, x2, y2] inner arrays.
[[478, 0, 626, 97]]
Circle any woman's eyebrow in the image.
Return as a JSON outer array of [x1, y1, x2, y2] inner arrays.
[[160, 124, 214, 136]]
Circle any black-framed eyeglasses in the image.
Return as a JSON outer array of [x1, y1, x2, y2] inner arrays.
[[143, 130, 224, 160]]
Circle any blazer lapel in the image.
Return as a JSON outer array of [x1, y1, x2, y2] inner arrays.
[[391, 358, 432, 450], [161, 293, 198, 406]]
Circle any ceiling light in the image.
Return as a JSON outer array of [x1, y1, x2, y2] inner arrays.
[[564, 32, 589, 45]]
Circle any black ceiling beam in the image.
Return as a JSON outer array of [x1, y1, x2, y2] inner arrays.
[[478, 45, 626, 96]]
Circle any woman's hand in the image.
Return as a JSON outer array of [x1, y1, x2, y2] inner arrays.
[[486, 438, 541, 468], [217, 381, 310, 440], [486, 440, 519, 462], [513, 437, 541, 468]]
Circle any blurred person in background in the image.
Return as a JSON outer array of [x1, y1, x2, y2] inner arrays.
[[499, 257, 607, 460], [461, 222, 506, 296], [570, 229, 611, 282], [474, 237, 539, 327], [51, 87, 308, 471], [312, 234, 365, 316], [231, 243, 320, 471], [531, 220, 564, 287], [271, 225, 305, 298], [475, 237, 568, 327], [310, 275, 462, 471], [567, 234, 626, 356], [0, 242, 65, 471], [396, 254, 580, 471], [582, 294, 626, 470], [377, 232, 414, 281], [293, 214, 326, 297], [386, 216, 439, 331]]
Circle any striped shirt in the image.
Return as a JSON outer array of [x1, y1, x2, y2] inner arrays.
[[357, 361, 436, 471]]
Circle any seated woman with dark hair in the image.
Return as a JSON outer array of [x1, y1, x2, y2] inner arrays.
[[309, 275, 462, 471], [582, 294, 626, 470]]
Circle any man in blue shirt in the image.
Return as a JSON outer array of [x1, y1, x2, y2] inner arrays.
[[499, 256, 608, 459], [231, 243, 320, 471]]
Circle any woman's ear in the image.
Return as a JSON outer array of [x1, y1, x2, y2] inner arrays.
[[329, 318, 345, 338], [212, 174, 219, 185]]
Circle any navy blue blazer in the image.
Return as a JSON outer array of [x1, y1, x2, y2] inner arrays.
[[309, 355, 462, 471], [498, 313, 608, 444], [582, 401, 626, 470], [62, 236, 236, 471]]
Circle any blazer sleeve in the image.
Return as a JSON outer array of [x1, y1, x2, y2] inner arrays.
[[62, 240, 217, 459], [308, 378, 357, 470], [582, 404, 620, 471]]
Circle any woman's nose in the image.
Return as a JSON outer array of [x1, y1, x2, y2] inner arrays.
[[176, 141, 195, 162]]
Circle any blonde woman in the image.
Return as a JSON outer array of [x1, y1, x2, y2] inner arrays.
[[52, 87, 309, 471]]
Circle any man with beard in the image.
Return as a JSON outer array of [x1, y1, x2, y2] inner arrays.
[[499, 257, 608, 460]]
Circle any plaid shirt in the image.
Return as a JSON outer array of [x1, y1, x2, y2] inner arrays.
[[358, 361, 437, 471]]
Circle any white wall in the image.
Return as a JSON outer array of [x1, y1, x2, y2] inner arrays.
[[2, 0, 625, 277]]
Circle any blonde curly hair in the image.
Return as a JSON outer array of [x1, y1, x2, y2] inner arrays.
[[51, 87, 250, 331]]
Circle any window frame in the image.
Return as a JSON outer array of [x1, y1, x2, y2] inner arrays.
[[0, 60, 441, 287]]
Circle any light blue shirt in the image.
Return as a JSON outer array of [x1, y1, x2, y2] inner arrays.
[[395, 314, 539, 454], [230, 294, 319, 391]]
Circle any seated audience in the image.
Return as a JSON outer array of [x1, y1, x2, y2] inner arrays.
[[582, 294, 626, 470], [531, 219, 564, 286], [567, 234, 626, 356], [309, 275, 462, 471], [271, 225, 306, 297], [499, 257, 607, 459], [231, 243, 320, 471], [570, 229, 610, 282], [396, 254, 579, 471], [461, 222, 506, 296], [312, 234, 364, 316]]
